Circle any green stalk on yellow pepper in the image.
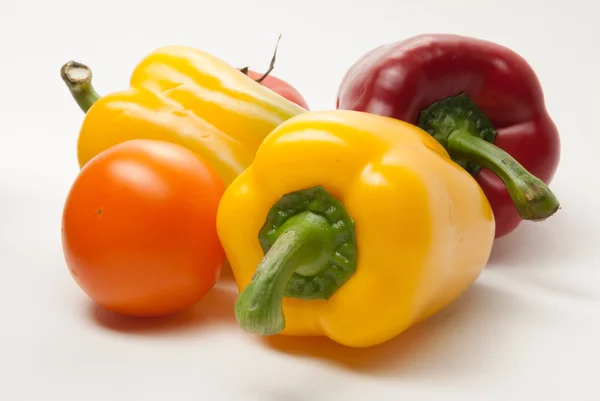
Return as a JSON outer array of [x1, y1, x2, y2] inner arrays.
[[217, 110, 496, 347]]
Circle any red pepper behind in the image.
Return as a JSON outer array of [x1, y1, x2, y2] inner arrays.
[[337, 34, 560, 238]]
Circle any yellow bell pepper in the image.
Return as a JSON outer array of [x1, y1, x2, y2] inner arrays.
[[217, 110, 496, 347], [60, 45, 306, 185]]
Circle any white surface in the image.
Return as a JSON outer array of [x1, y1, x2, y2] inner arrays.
[[1, 1, 600, 400]]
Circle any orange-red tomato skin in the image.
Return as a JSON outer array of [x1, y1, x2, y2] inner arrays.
[[61, 139, 226, 317]]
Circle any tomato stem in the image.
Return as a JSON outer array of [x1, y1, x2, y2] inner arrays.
[[239, 34, 282, 83]]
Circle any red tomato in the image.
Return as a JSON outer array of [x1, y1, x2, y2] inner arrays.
[[61, 139, 226, 317], [246, 69, 310, 110]]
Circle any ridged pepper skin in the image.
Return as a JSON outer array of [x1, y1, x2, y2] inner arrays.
[[61, 46, 307, 186], [337, 34, 560, 238], [217, 110, 495, 347]]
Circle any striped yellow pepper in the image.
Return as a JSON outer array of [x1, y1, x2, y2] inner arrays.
[[60, 45, 306, 185]]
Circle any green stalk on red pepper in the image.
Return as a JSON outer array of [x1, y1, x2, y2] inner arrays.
[[337, 34, 561, 238]]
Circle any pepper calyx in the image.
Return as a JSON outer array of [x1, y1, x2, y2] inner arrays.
[[418, 92, 497, 176], [234, 186, 357, 336], [258, 185, 357, 300]]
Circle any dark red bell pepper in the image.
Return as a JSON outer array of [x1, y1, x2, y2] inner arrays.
[[337, 34, 561, 238]]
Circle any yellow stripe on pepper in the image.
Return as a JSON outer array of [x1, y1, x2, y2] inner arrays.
[[217, 110, 496, 347], [60, 45, 306, 186]]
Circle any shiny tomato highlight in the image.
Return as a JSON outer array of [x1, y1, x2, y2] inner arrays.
[[61, 139, 226, 317]]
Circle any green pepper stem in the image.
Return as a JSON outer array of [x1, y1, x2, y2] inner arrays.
[[448, 129, 560, 221], [60, 60, 101, 113], [234, 211, 334, 336]]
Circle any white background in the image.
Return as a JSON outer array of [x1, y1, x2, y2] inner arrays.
[[1, 0, 599, 400]]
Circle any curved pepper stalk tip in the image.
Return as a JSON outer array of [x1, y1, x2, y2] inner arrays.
[[234, 217, 332, 336], [61, 60, 92, 87], [418, 93, 560, 222], [60, 60, 101, 113]]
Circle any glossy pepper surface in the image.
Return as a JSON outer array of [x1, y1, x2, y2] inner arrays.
[[217, 110, 495, 347], [337, 34, 560, 238], [61, 45, 307, 186]]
